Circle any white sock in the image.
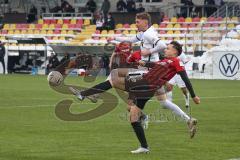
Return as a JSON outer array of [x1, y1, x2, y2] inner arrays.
[[160, 99, 190, 121], [184, 92, 190, 106], [166, 91, 173, 101]]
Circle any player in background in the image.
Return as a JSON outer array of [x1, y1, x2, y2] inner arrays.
[[165, 52, 191, 109]]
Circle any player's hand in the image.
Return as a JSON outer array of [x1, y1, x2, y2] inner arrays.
[[193, 96, 200, 104], [138, 60, 145, 66], [107, 37, 115, 42]]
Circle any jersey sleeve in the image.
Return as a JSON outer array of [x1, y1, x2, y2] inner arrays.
[[174, 58, 185, 72]]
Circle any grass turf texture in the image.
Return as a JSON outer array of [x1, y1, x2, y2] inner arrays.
[[0, 74, 240, 160]]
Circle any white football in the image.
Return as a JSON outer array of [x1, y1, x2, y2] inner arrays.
[[47, 71, 63, 86]]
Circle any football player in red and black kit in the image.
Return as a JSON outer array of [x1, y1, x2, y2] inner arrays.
[[69, 41, 200, 153]]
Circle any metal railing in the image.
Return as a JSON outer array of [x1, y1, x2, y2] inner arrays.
[[42, 12, 93, 19]]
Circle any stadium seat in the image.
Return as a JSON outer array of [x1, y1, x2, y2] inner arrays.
[[181, 23, 188, 28], [68, 24, 76, 29], [163, 17, 169, 22], [38, 19, 43, 24], [34, 30, 40, 34], [174, 23, 181, 28], [207, 17, 215, 22], [27, 30, 34, 34], [8, 30, 14, 34], [203, 23, 211, 28], [170, 17, 177, 23], [189, 23, 196, 28], [167, 30, 174, 34], [227, 23, 235, 29], [216, 17, 223, 21], [231, 17, 238, 22], [76, 19, 83, 24], [177, 17, 185, 23], [159, 30, 166, 34], [55, 24, 62, 29], [44, 19, 51, 24], [101, 30, 108, 34], [166, 24, 174, 28], [130, 30, 137, 34], [174, 30, 181, 34], [35, 24, 42, 29], [212, 23, 219, 27], [42, 24, 49, 29], [63, 19, 70, 24], [61, 30, 67, 34], [115, 30, 122, 34], [57, 19, 63, 24], [200, 17, 207, 22], [84, 19, 90, 25], [122, 30, 129, 35], [62, 24, 68, 30], [47, 30, 53, 34], [53, 36, 58, 40], [70, 19, 77, 24], [59, 36, 66, 40], [29, 24, 35, 29], [67, 30, 74, 34], [116, 23, 123, 29], [14, 30, 21, 34], [185, 17, 192, 23], [192, 17, 200, 22], [130, 24, 136, 28], [123, 23, 130, 28], [49, 24, 55, 29], [40, 30, 47, 34], [153, 23, 159, 28], [108, 30, 115, 34], [159, 23, 166, 28], [3, 24, 10, 30], [95, 30, 101, 34], [54, 30, 61, 34], [75, 23, 82, 29], [223, 17, 231, 22], [10, 24, 16, 30]]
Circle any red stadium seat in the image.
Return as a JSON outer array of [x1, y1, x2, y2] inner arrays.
[[44, 19, 51, 24], [203, 23, 211, 28], [216, 17, 223, 21], [50, 19, 57, 24], [115, 30, 122, 34], [55, 24, 62, 29], [77, 19, 83, 24], [54, 30, 61, 34], [95, 30, 101, 34], [35, 24, 43, 29], [75, 23, 82, 29], [159, 30, 166, 34], [68, 24, 76, 29], [207, 17, 215, 22], [192, 17, 200, 22], [63, 19, 70, 24], [163, 17, 169, 22], [159, 23, 166, 28], [177, 17, 185, 23], [123, 23, 130, 28], [189, 23, 196, 28], [1, 30, 8, 34], [181, 23, 188, 28]]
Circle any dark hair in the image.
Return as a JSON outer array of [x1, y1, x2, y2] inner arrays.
[[170, 41, 182, 56], [136, 12, 151, 25]]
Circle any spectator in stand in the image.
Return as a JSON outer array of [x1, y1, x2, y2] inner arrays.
[[93, 13, 105, 31], [101, 54, 110, 76], [46, 52, 60, 74], [204, 0, 216, 17], [63, 3, 75, 13], [181, 0, 194, 17], [116, 0, 127, 12], [101, 0, 111, 19], [86, 0, 97, 13], [27, 5, 37, 23], [136, 3, 145, 13], [104, 13, 115, 30], [126, 0, 136, 13], [60, 53, 70, 64], [159, 12, 165, 23]]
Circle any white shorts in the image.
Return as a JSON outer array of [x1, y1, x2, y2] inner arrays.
[[168, 74, 186, 88]]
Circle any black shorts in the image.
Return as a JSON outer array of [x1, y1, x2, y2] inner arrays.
[[125, 75, 157, 109]]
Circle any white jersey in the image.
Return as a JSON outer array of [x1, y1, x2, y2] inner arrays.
[[115, 26, 166, 62], [136, 26, 161, 62]]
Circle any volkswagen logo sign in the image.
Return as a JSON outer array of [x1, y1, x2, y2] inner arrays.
[[219, 53, 240, 77]]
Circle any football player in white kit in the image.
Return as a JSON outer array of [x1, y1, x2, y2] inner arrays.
[[166, 52, 191, 109]]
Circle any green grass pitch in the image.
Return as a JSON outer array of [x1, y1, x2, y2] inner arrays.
[[0, 74, 240, 160]]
